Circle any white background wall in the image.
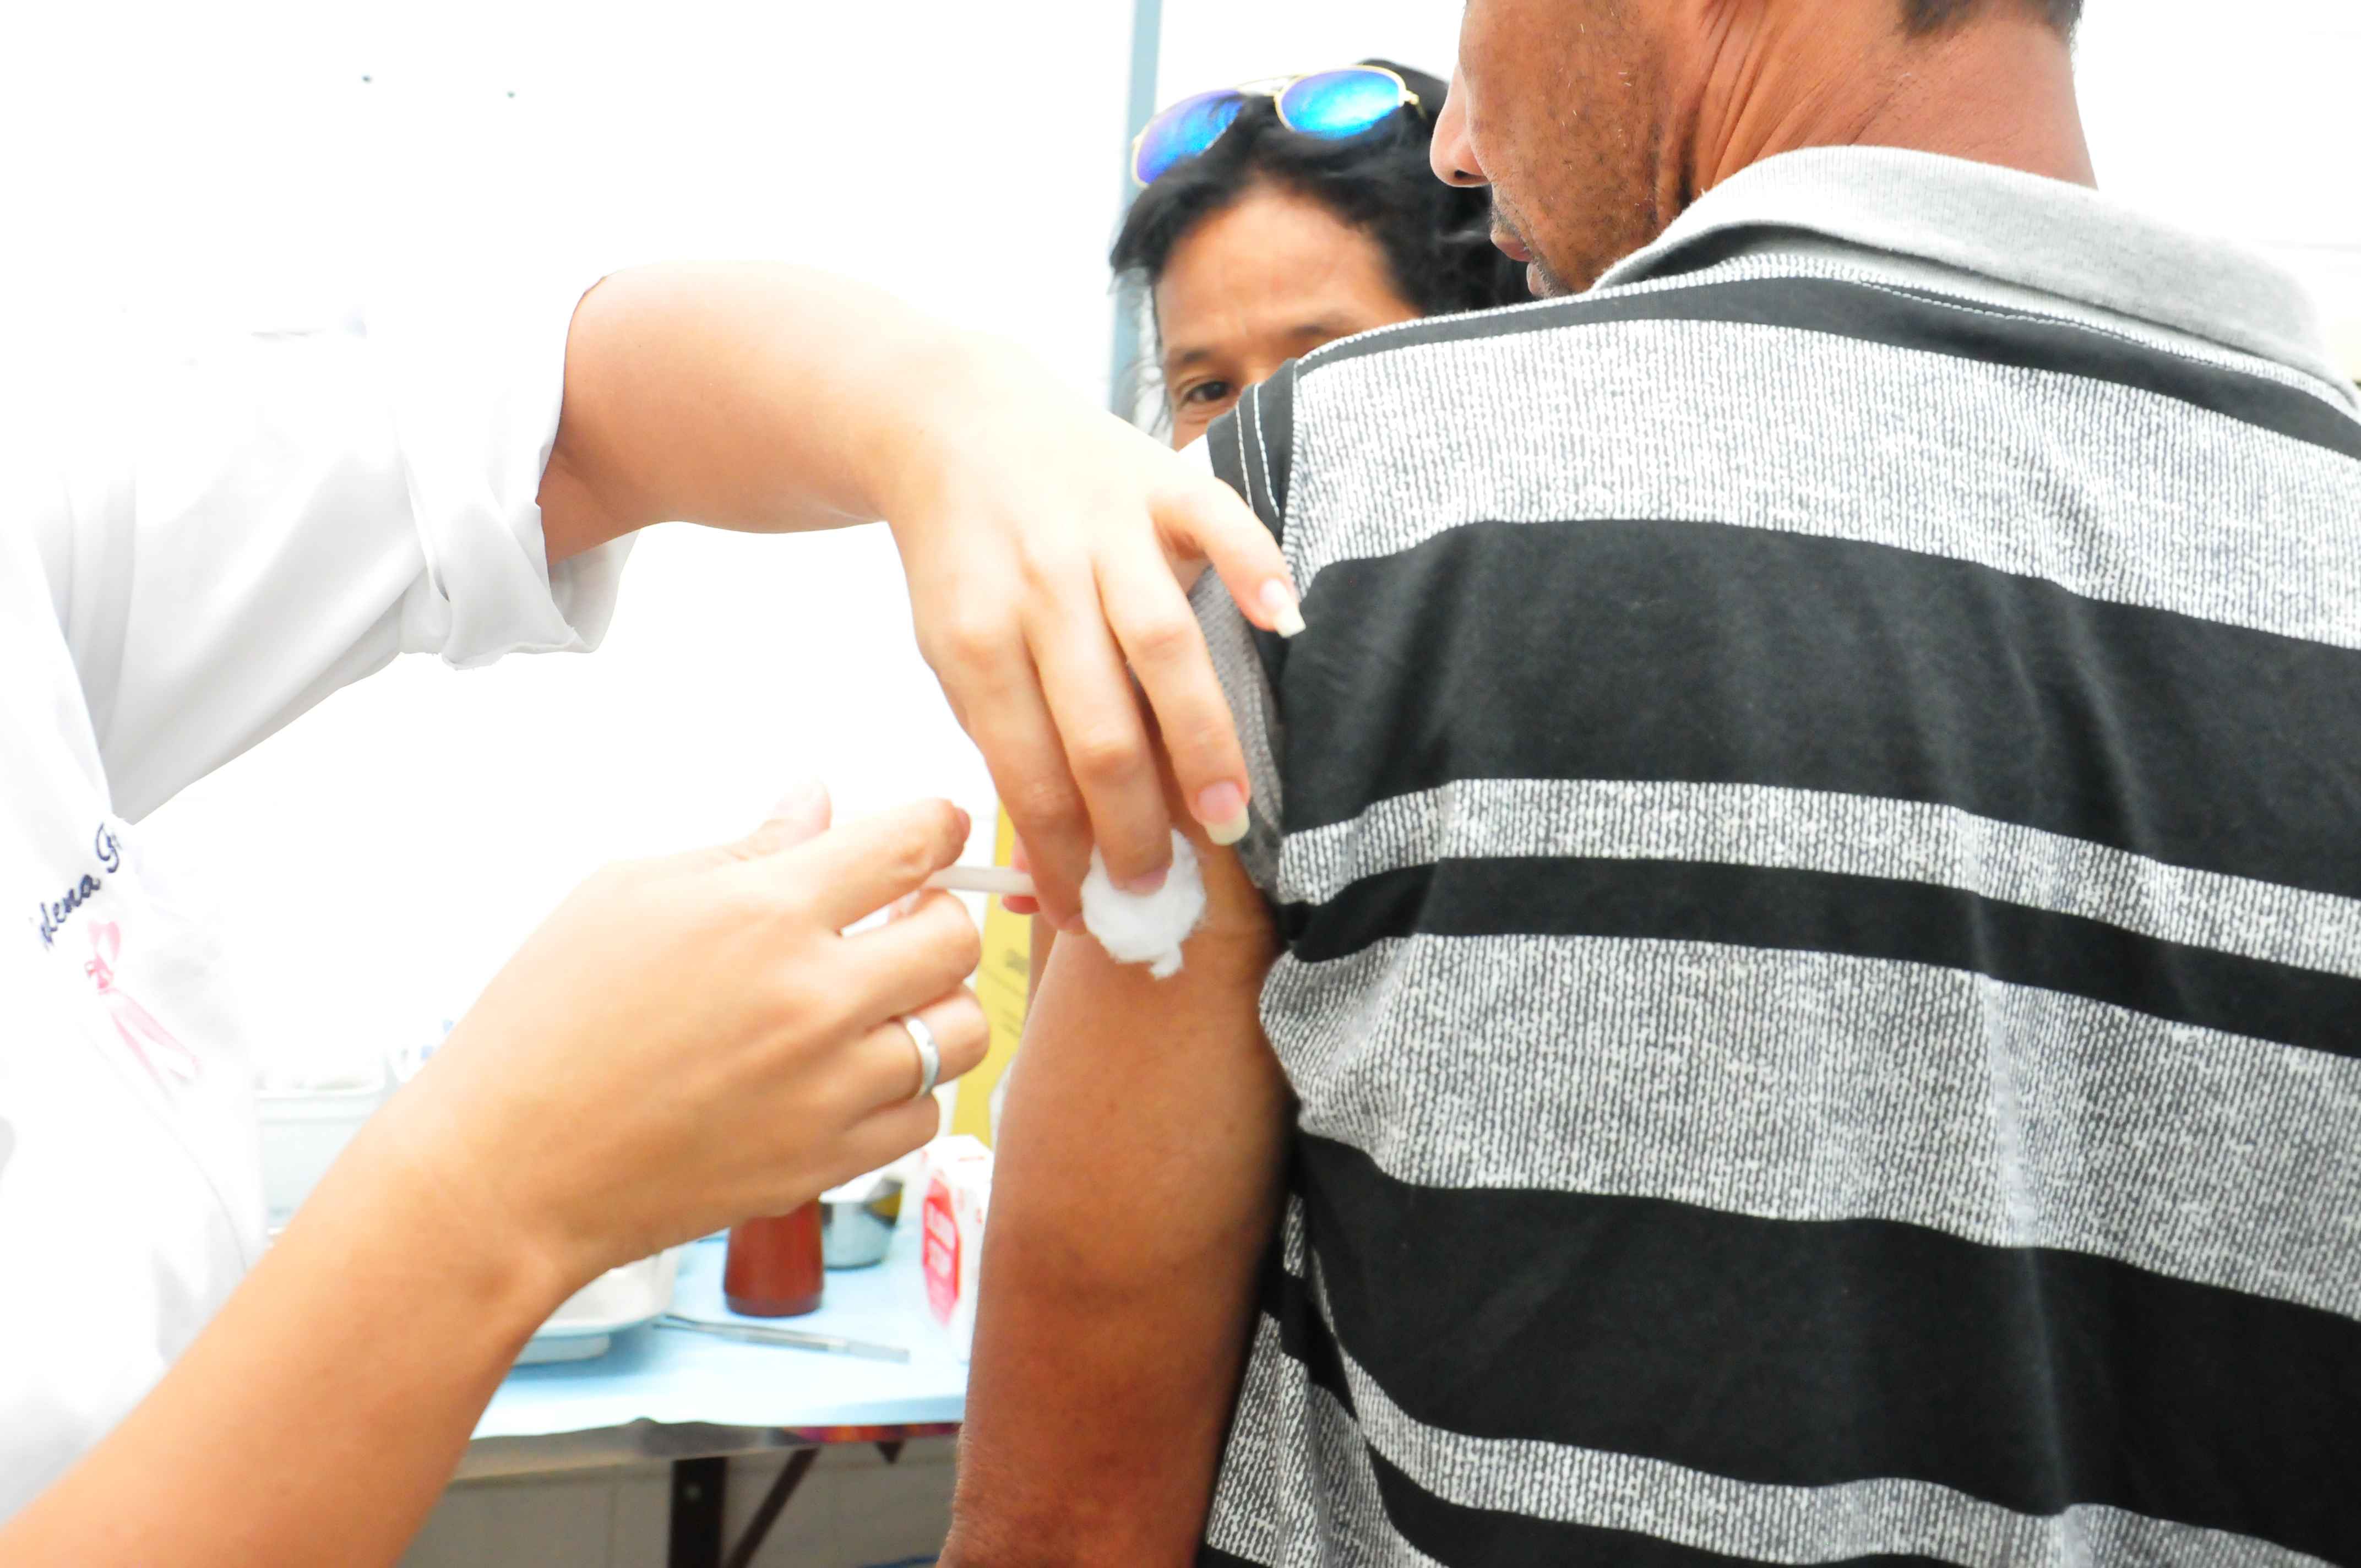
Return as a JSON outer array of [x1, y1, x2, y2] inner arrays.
[[2076, 0, 2361, 345], [1154, 2, 1464, 102]]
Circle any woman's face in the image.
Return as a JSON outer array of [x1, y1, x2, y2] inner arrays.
[[1152, 181, 1426, 450]]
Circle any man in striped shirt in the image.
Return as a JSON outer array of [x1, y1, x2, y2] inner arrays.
[[947, 1, 2361, 1564]]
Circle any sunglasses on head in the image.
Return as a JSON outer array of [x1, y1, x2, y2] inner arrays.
[[1131, 65, 1425, 187]]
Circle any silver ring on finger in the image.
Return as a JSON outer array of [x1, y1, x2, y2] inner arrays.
[[898, 1014, 942, 1102]]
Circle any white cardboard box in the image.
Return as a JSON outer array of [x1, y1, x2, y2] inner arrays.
[[919, 1136, 993, 1361]]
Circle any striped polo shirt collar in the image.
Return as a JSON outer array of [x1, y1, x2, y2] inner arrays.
[[1596, 144, 2355, 401]]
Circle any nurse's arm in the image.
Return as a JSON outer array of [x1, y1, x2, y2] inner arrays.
[[536, 262, 1303, 932], [941, 811, 1290, 1567], [0, 1137, 564, 1567]]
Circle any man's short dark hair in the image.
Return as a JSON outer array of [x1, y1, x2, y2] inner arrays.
[[1903, 0, 2083, 35]]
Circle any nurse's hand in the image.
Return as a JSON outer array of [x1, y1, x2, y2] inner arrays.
[[357, 785, 988, 1294], [540, 264, 1300, 933], [877, 336, 1296, 929]]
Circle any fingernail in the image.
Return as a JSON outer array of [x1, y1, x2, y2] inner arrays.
[[1260, 579, 1307, 639], [1197, 783, 1250, 846], [768, 777, 828, 821], [1118, 867, 1169, 897], [955, 807, 975, 841]]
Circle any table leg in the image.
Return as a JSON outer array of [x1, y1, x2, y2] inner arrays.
[[668, 1457, 728, 1568], [722, 1447, 820, 1568]]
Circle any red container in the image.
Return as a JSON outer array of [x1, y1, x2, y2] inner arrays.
[[723, 1202, 825, 1317]]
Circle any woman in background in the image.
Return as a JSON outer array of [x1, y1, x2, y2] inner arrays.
[[1011, 59, 1530, 944], [1117, 59, 1530, 448]]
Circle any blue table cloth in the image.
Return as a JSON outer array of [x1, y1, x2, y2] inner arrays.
[[474, 1231, 966, 1442]]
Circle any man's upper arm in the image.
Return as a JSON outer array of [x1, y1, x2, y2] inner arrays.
[[947, 824, 1288, 1567]]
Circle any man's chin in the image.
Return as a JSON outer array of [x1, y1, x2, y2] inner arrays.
[[1527, 258, 1574, 300], [1493, 205, 1576, 298]]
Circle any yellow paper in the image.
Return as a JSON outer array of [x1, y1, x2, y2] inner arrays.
[[952, 808, 1030, 1145]]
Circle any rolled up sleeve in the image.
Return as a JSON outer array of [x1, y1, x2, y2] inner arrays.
[[374, 277, 630, 667], [21, 274, 629, 820]]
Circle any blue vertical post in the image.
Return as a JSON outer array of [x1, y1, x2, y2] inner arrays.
[[1108, 0, 1166, 419]]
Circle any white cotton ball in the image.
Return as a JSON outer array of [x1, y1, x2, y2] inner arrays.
[[1080, 831, 1209, 981]]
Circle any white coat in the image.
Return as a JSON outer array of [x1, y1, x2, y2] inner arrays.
[[0, 281, 625, 1515]]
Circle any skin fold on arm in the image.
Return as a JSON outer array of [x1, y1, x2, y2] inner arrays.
[[944, 801, 1291, 1567]]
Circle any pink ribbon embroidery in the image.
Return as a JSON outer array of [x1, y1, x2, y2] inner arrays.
[[85, 922, 202, 1091]]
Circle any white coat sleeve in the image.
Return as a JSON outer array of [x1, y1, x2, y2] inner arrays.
[[16, 277, 631, 821]]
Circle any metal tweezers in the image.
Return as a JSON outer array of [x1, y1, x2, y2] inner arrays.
[[655, 1314, 911, 1364]]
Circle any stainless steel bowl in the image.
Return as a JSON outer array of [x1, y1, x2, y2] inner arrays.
[[820, 1177, 902, 1269]]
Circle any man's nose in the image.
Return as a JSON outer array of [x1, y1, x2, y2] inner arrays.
[[1430, 70, 1487, 188]]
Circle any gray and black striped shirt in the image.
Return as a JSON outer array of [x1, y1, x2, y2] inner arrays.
[[1188, 147, 2361, 1567]]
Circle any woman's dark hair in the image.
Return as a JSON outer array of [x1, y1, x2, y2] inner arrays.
[[1109, 60, 1533, 323]]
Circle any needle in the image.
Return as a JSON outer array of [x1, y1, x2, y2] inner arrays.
[[923, 866, 1037, 899]]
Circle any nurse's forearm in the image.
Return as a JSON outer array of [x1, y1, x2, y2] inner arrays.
[[0, 1134, 565, 1568], [538, 262, 1018, 556]]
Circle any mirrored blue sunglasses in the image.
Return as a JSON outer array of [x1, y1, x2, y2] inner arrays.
[[1130, 66, 1424, 187]]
